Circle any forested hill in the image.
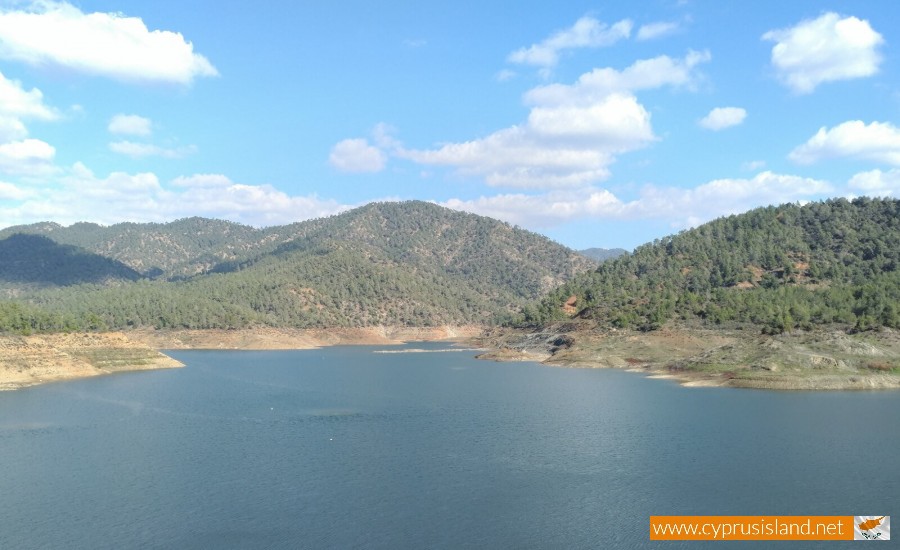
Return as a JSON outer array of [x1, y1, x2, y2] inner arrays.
[[524, 197, 900, 333], [0, 201, 595, 331], [0, 217, 283, 279]]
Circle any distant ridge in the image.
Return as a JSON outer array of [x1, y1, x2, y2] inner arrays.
[[0, 201, 593, 331], [0, 234, 141, 287], [578, 247, 628, 262]]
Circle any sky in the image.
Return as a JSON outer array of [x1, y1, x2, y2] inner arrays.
[[0, 1, 898, 250]]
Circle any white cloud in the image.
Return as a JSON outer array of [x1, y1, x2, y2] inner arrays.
[[1, 164, 353, 227], [0, 70, 57, 120], [108, 114, 152, 136], [0, 71, 58, 158], [0, 1, 218, 85], [625, 172, 833, 226], [508, 16, 632, 68], [789, 120, 900, 165], [171, 174, 233, 188], [400, 52, 709, 190], [0, 115, 28, 142], [371, 123, 403, 151], [0, 138, 54, 160], [109, 140, 197, 159], [524, 50, 710, 105], [848, 169, 900, 197], [742, 160, 766, 171], [441, 188, 624, 227], [495, 69, 516, 82], [170, 182, 352, 225], [698, 107, 747, 130], [401, 93, 654, 189], [636, 21, 679, 41], [329, 138, 387, 173], [762, 12, 883, 94], [0, 138, 57, 175], [0, 181, 32, 200], [440, 172, 833, 230]]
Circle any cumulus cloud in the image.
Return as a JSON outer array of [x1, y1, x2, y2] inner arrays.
[[524, 50, 711, 105], [166, 177, 352, 225], [0, 115, 28, 142], [0, 138, 57, 175], [329, 138, 387, 173], [789, 120, 900, 165], [495, 69, 516, 82], [440, 172, 833, 231], [763, 12, 883, 94], [698, 107, 747, 130], [109, 140, 197, 159], [624, 171, 833, 226], [0, 164, 353, 227], [848, 169, 900, 197], [171, 174, 233, 188], [0, 70, 57, 120], [0, 1, 218, 85], [508, 16, 632, 68], [636, 21, 680, 41], [402, 93, 655, 188], [108, 114, 152, 136], [401, 51, 708, 189], [0, 181, 32, 200], [0, 71, 59, 166], [441, 188, 624, 227]]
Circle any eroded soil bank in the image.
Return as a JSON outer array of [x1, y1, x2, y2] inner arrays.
[[474, 325, 900, 390], [0, 332, 183, 391]]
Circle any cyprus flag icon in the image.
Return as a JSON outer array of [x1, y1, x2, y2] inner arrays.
[[855, 516, 890, 540]]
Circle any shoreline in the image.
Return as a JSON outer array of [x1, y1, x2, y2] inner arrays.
[[129, 325, 482, 351], [0, 326, 482, 391], [473, 326, 900, 391], [0, 332, 184, 392], [4, 325, 899, 392], [477, 350, 900, 391]]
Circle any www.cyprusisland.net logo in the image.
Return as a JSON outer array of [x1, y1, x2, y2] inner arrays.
[[855, 516, 890, 540]]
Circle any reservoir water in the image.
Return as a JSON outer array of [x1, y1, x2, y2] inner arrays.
[[0, 342, 897, 549]]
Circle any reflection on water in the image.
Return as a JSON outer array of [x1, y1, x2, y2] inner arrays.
[[0, 344, 897, 549]]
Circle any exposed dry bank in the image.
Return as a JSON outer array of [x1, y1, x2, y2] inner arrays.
[[475, 325, 900, 390], [6, 325, 897, 392], [0, 326, 482, 391], [0, 332, 182, 391], [129, 325, 482, 350]]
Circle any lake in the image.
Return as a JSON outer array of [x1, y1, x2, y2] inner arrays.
[[0, 342, 897, 549]]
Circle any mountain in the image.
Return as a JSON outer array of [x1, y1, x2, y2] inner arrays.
[[0, 201, 594, 331], [0, 217, 271, 279], [578, 247, 628, 262], [0, 234, 141, 288], [523, 197, 900, 333]]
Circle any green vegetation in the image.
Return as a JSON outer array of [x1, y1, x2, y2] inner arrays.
[[0, 201, 592, 333], [6, 197, 898, 340], [0, 233, 140, 287], [523, 197, 900, 334]]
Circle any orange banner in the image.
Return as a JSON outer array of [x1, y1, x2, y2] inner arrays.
[[650, 516, 854, 541]]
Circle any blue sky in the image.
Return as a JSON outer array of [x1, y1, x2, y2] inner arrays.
[[0, 1, 898, 250]]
